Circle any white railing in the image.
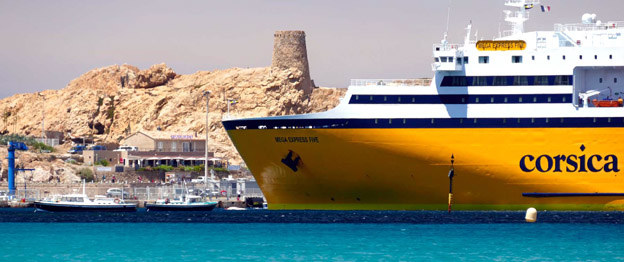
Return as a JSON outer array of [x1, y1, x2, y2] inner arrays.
[[505, 0, 540, 7], [555, 21, 624, 32], [350, 79, 431, 87]]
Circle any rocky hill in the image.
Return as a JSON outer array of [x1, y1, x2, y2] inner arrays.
[[0, 63, 346, 168]]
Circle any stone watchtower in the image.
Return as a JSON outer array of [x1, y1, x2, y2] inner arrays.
[[272, 31, 313, 95]]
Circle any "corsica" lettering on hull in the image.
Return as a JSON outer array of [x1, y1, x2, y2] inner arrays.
[[519, 145, 620, 173]]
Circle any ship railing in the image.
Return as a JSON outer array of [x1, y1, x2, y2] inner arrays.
[[504, 0, 540, 7], [433, 43, 464, 52], [350, 79, 431, 87], [555, 21, 624, 32]]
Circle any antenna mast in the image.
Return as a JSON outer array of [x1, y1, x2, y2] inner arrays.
[[503, 0, 540, 36]]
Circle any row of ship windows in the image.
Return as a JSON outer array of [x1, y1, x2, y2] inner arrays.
[[435, 54, 615, 64], [441, 75, 573, 87], [351, 94, 570, 104]]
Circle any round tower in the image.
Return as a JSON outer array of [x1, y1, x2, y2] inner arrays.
[[272, 31, 312, 94]]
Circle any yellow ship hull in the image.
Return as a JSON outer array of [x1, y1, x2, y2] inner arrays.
[[226, 127, 624, 210]]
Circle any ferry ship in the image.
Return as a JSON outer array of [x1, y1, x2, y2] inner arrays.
[[223, 0, 624, 210]]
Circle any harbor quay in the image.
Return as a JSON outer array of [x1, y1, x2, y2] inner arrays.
[[0, 181, 262, 209]]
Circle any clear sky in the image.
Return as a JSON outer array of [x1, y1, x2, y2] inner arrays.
[[1, 0, 623, 98]]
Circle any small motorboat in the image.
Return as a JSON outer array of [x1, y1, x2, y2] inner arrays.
[[145, 195, 218, 212], [34, 182, 136, 212]]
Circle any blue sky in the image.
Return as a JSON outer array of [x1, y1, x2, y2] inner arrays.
[[1, 0, 622, 98]]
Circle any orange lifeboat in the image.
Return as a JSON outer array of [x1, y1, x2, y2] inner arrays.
[[592, 98, 623, 107]]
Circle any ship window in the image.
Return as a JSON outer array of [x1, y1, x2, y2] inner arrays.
[[546, 118, 549, 123], [513, 76, 529, 85], [412, 97, 415, 103], [519, 97, 523, 103], [610, 55, 613, 59], [531, 118, 535, 124], [595, 55, 598, 59], [492, 76, 508, 86], [384, 96, 387, 101], [561, 118, 564, 123], [533, 97, 537, 103], [370, 96, 373, 101], [615, 78, 618, 83], [475, 97, 480, 103], [608, 118, 612, 123], [464, 57, 469, 64], [403, 119, 406, 124], [460, 119, 464, 124], [548, 97, 552, 102], [355, 95, 359, 100], [479, 56, 489, 64], [517, 118, 521, 124], [503, 119, 507, 124], [563, 55, 566, 60], [490, 97, 494, 103], [547, 55, 551, 60], [461, 97, 465, 103], [474, 119, 478, 124], [535, 76, 548, 86], [512, 56, 523, 63], [374, 119, 378, 124], [389, 119, 392, 124], [441, 76, 468, 86], [435, 57, 440, 62], [593, 118, 597, 123], [449, 57, 454, 63], [504, 97, 508, 103], [600, 78, 603, 83], [563, 96, 567, 102], [457, 58, 462, 65], [431, 119, 435, 124], [472, 77, 488, 86], [579, 55, 583, 60], [532, 56, 535, 61], [554, 75, 571, 85], [441, 57, 448, 62], [398, 97, 401, 102]]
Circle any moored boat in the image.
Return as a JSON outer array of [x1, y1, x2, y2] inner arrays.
[[145, 195, 218, 211]]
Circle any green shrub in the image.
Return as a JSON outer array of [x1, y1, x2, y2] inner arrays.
[[78, 168, 94, 182], [154, 165, 174, 172], [212, 167, 229, 173], [183, 165, 204, 172], [95, 159, 109, 166]]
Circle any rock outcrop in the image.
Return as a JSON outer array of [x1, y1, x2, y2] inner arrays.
[[0, 64, 347, 177]]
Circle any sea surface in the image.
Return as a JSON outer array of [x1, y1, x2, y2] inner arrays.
[[0, 209, 623, 261]]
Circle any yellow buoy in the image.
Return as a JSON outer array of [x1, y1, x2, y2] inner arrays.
[[525, 207, 537, 223]]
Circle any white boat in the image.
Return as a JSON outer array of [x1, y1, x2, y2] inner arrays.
[[34, 182, 136, 212]]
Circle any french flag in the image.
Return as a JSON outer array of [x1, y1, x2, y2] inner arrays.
[[541, 5, 551, 12]]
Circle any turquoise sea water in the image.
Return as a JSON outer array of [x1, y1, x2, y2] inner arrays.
[[0, 210, 623, 261]]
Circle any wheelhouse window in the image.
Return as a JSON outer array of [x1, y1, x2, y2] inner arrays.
[[463, 57, 469, 64], [434, 57, 440, 62], [441, 57, 448, 63], [554, 75, 572, 85], [472, 77, 488, 86], [479, 56, 489, 64], [512, 56, 523, 63], [513, 76, 529, 85], [492, 76, 508, 86], [534, 76, 549, 85]]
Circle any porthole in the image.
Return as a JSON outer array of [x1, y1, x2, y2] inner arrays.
[[370, 96, 373, 101], [517, 119, 521, 124], [461, 97, 466, 103], [519, 97, 523, 103], [398, 97, 401, 102], [560, 118, 564, 123], [355, 95, 359, 100], [374, 119, 378, 124], [600, 78, 603, 83], [546, 118, 549, 123], [504, 97, 508, 103], [460, 119, 464, 124], [490, 97, 495, 103], [431, 119, 435, 124], [563, 55, 566, 60], [532, 56, 535, 60], [610, 55, 613, 59], [563, 97, 567, 102], [389, 119, 392, 124], [608, 118, 612, 123], [503, 119, 507, 124], [384, 96, 387, 101], [412, 97, 415, 103], [531, 118, 535, 124], [595, 55, 598, 60], [547, 55, 551, 60], [473, 119, 478, 124], [579, 55, 583, 60], [476, 97, 480, 103], [548, 97, 552, 102], [593, 118, 597, 123], [403, 119, 406, 124], [533, 97, 537, 103]]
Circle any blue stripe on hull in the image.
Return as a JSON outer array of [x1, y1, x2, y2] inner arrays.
[[523, 193, 624, 198], [34, 202, 137, 212], [223, 117, 624, 130], [349, 94, 573, 104]]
